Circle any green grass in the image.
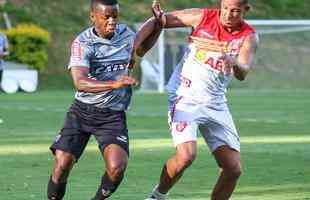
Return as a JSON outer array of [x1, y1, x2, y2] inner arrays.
[[0, 89, 310, 200]]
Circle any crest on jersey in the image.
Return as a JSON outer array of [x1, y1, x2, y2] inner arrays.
[[176, 122, 188, 132], [71, 41, 82, 61]]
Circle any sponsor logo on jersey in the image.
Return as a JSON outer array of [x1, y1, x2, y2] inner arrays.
[[95, 63, 127, 74]]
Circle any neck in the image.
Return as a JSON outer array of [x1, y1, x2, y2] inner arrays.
[[93, 28, 114, 40], [220, 19, 242, 34], [223, 25, 241, 34]]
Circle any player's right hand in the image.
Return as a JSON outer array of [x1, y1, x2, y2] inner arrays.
[[113, 75, 136, 89], [152, 0, 166, 27]]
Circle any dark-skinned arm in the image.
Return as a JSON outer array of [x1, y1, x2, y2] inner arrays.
[[134, 18, 163, 57], [134, 1, 203, 57], [70, 67, 136, 93]]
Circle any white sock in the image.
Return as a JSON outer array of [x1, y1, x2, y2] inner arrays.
[[152, 185, 168, 200]]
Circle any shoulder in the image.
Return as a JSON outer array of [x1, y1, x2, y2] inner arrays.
[[194, 8, 219, 28], [74, 27, 96, 44], [242, 32, 259, 52], [242, 21, 256, 35], [204, 8, 219, 16], [198, 8, 219, 21], [117, 24, 135, 38]]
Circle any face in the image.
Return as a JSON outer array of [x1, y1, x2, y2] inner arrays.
[[220, 0, 249, 29], [90, 4, 119, 39]]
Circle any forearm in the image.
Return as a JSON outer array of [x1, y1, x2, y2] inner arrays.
[[233, 63, 250, 81], [135, 18, 162, 57], [74, 77, 118, 93]]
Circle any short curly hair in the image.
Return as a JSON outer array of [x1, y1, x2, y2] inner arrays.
[[91, 0, 118, 10]]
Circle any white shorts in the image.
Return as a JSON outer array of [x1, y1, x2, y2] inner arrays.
[[169, 97, 240, 152]]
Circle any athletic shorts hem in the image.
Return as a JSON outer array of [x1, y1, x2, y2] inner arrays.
[[50, 145, 79, 161], [98, 141, 129, 156], [209, 142, 240, 153], [173, 138, 197, 147]]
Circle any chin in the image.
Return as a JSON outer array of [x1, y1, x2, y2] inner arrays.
[[105, 32, 115, 39]]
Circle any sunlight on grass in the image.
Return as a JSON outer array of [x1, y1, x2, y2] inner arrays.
[[1, 136, 310, 155]]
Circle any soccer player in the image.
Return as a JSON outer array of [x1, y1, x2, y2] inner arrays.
[[47, 0, 162, 199], [146, 0, 258, 199]]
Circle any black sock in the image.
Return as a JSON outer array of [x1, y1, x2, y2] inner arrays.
[[92, 173, 123, 200], [47, 176, 67, 200]]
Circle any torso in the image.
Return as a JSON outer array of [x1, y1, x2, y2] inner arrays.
[[68, 24, 135, 111], [167, 9, 255, 109]]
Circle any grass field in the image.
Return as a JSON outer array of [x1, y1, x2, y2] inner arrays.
[[0, 89, 309, 200]]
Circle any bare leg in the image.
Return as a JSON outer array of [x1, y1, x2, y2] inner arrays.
[[48, 150, 76, 200], [157, 141, 197, 194], [51, 150, 76, 183], [92, 144, 128, 199], [211, 146, 241, 200], [103, 144, 128, 184]]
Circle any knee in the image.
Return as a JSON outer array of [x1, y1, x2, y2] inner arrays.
[[106, 161, 127, 179], [176, 152, 196, 171], [54, 151, 75, 173], [223, 165, 242, 181]]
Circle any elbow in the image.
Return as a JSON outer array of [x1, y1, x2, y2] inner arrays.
[[234, 72, 247, 81], [73, 79, 86, 92], [236, 75, 246, 81], [136, 47, 146, 57], [234, 69, 249, 81]]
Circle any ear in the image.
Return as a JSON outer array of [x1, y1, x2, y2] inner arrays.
[[245, 4, 251, 12], [90, 12, 95, 24]]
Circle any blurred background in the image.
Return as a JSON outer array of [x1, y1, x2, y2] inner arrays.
[[1, 0, 310, 90], [0, 0, 309, 200]]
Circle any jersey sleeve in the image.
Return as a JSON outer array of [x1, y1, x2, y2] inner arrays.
[[68, 39, 91, 69]]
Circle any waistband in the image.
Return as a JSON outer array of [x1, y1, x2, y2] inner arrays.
[[73, 99, 120, 113]]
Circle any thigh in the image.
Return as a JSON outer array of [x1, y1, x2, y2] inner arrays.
[[170, 97, 200, 147], [171, 121, 198, 147], [50, 110, 90, 161], [93, 111, 129, 156], [200, 122, 240, 153], [199, 108, 240, 153]]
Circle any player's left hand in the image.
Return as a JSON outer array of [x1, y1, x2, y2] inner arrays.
[[127, 49, 136, 69], [219, 53, 236, 75], [152, 0, 166, 27]]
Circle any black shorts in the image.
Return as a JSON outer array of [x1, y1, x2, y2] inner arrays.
[[50, 100, 129, 160]]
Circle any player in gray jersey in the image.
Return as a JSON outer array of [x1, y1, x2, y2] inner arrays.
[[47, 0, 163, 199]]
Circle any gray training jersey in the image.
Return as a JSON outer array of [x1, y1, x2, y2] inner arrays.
[[68, 24, 135, 111]]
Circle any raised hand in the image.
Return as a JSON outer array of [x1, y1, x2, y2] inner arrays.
[[152, 0, 166, 27]]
